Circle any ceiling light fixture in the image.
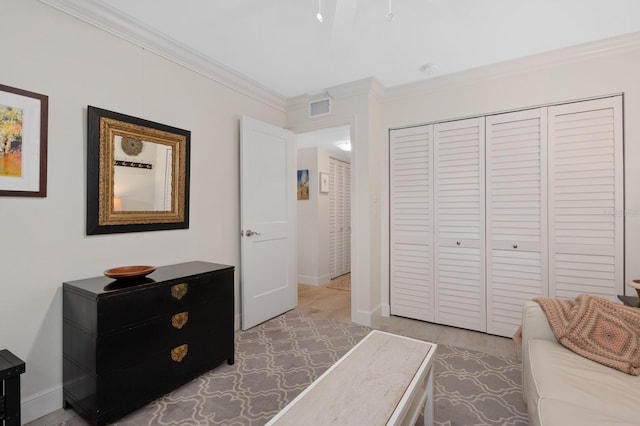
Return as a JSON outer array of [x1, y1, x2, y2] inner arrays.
[[337, 140, 352, 152], [316, 0, 323, 22], [386, 0, 394, 21]]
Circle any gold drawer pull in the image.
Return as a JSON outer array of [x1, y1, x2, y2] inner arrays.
[[171, 283, 188, 300], [171, 344, 188, 362], [172, 312, 189, 329]]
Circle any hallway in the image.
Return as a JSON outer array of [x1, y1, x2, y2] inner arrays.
[[296, 275, 351, 323]]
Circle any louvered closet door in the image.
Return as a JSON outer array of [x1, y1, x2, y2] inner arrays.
[[434, 118, 485, 331], [549, 96, 623, 300], [336, 160, 346, 276], [344, 162, 351, 273], [390, 125, 434, 321], [329, 159, 340, 278], [329, 160, 337, 277], [329, 158, 351, 278], [486, 108, 547, 337]]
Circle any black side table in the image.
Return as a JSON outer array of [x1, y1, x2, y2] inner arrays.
[[0, 350, 25, 426], [617, 295, 640, 308]]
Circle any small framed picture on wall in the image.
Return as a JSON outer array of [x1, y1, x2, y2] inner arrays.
[[319, 172, 329, 193], [297, 169, 309, 200]]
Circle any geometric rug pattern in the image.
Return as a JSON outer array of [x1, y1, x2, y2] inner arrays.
[[50, 311, 528, 425], [433, 345, 528, 425]]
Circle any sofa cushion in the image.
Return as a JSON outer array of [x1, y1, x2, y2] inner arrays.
[[527, 339, 640, 425], [538, 399, 639, 426]]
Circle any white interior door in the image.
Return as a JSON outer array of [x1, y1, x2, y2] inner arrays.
[[240, 116, 297, 330]]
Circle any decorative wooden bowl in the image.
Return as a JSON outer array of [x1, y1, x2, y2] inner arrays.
[[628, 279, 640, 298], [104, 265, 156, 280]]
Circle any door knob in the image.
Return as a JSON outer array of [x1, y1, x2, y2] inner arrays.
[[245, 229, 261, 237]]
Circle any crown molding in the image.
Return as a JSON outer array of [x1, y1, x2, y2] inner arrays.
[[328, 77, 385, 100], [286, 77, 386, 111], [285, 92, 332, 112], [368, 77, 386, 101], [39, 0, 287, 112], [385, 31, 640, 101], [285, 95, 309, 111]]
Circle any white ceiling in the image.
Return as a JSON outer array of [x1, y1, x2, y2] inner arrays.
[[99, 0, 640, 99]]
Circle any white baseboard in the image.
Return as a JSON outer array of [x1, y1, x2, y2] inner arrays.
[[353, 309, 372, 327], [297, 273, 331, 286], [22, 385, 63, 424], [235, 313, 241, 331], [354, 304, 383, 327], [371, 304, 382, 319], [381, 304, 390, 317]]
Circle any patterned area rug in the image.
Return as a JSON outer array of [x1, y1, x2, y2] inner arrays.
[[434, 345, 527, 426], [47, 311, 527, 426]]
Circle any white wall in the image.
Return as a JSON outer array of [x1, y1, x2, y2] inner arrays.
[[297, 148, 319, 283], [317, 150, 331, 282], [2, 0, 284, 421], [380, 33, 640, 313], [297, 147, 332, 285]]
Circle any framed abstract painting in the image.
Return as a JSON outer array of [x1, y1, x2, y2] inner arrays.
[[0, 84, 48, 197]]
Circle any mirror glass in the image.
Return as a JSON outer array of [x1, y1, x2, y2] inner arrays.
[[87, 106, 190, 235], [113, 137, 173, 212]]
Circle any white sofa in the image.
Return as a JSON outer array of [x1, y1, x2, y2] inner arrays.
[[521, 300, 640, 426]]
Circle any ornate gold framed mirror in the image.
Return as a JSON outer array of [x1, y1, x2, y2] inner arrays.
[[87, 106, 190, 234]]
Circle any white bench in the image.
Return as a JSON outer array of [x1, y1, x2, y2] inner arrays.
[[266, 330, 437, 426]]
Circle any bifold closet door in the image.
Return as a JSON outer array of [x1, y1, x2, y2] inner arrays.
[[344, 161, 351, 273], [548, 96, 624, 300], [486, 108, 547, 337], [329, 159, 340, 278], [329, 158, 351, 279], [434, 118, 485, 332], [389, 125, 434, 321]]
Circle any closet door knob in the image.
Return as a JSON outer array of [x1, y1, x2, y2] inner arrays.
[[513, 244, 518, 249], [456, 241, 461, 246]]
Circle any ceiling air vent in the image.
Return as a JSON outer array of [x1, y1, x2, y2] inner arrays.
[[309, 98, 331, 117]]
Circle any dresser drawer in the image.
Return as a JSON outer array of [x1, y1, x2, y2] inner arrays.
[[97, 270, 233, 334], [96, 303, 231, 373], [96, 331, 231, 424]]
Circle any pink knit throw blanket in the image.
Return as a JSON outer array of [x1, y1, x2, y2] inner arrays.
[[534, 294, 640, 376]]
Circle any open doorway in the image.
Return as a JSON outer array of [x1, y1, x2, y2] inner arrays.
[[295, 125, 352, 322]]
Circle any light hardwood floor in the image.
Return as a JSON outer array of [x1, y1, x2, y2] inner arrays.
[[294, 276, 520, 360]]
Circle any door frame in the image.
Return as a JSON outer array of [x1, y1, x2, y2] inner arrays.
[[288, 114, 357, 323]]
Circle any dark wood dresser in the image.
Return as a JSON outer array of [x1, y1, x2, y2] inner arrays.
[[63, 261, 234, 426]]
